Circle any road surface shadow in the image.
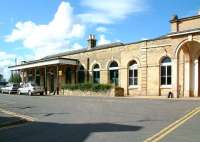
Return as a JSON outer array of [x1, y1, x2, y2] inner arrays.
[[0, 116, 143, 142]]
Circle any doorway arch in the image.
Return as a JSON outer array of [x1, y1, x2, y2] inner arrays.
[[175, 40, 200, 97]]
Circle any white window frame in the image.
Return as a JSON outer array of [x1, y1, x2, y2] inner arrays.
[[93, 65, 100, 83], [160, 61, 172, 88], [128, 63, 138, 88]]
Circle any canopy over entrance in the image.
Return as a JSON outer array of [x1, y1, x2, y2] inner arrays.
[[9, 57, 79, 71]]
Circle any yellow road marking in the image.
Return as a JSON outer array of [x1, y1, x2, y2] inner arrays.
[[0, 108, 35, 122], [144, 107, 200, 142]]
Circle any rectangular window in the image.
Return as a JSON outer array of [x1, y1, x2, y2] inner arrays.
[[161, 65, 172, 85], [129, 68, 138, 86]]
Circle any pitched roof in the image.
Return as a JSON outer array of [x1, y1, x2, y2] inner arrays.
[[42, 42, 124, 59]]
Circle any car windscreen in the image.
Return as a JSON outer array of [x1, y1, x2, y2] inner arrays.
[[31, 83, 37, 86]]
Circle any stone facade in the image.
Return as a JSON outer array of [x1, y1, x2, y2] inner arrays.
[[10, 12, 200, 98]]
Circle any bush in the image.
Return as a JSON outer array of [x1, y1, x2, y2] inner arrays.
[[9, 73, 21, 83], [62, 83, 112, 92]]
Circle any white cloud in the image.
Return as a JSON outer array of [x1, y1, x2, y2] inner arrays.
[[0, 51, 16, 80], [72, 43, 83, 50], [79, 0, 146, 24], [98, 34, 111, 45], [96, 26, 107, 33], [5, 2, 85, 59]]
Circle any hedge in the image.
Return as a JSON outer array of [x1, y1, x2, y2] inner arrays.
[[61, 83, 112, 92]]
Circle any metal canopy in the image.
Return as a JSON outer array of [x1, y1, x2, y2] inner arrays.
[[9, 58, 79, 71]]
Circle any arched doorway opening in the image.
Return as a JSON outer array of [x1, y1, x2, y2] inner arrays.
[[176, 41, 200, 97]]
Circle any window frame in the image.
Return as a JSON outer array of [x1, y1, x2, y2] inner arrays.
[[160, 57, 172, 88], [128, 62, 138, 88], [109, 61, 119, 86], [93, 64, 100, 84]]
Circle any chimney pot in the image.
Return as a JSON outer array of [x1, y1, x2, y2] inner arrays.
[[87, 34, 97, 49]]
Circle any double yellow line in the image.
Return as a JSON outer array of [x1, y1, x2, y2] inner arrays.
[[144, 107, 200, 142]]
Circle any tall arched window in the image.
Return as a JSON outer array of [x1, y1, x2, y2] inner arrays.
[[129, 60, 138, 86], [93, 64, 100, 84], [78, 65, 85, 83], [160, 57, 172, 86], [109, 61, 119, 85], [66, 66, 72, 84]]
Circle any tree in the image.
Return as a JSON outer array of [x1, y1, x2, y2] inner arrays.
[[9, 73, 21, 83], [0, 74, 3, 81]]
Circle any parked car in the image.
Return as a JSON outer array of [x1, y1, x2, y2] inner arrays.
[[17, 82, 44, 96], [0, 81, 8, 91], [1, 83, 20, 94]]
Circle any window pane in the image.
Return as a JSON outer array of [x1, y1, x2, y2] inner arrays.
[[167, 66, 171, 76], [129, 78, 133, 85], [110, 70, 118, 85], [78, 71, 85, 83], [134, 78, 138, 85], [161, 77, 166, 85], [93, 71, 100, 84], [162, 57, 171, 63], [161, 66, 166, 76], [167, 77, 171, 85], [134, 70, 138, 77], [129, 70, 133, 77]]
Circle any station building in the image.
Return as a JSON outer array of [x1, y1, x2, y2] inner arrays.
[[9, 12, 200, 98]]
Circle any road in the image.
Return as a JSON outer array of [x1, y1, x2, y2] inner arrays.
[[0, 94, 200, 142]]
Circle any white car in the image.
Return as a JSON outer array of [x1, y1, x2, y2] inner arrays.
[[18, 82, 44, 96], [1, 83, 20, 94]]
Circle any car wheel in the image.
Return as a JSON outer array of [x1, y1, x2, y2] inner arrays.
[[17, 90, 21, 95], [28, 91, 32, 96]]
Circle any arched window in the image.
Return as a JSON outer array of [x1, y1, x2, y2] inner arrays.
[[128, 60, 138, 86], [109, 61, 119, 85], [78, 65, 85, 83], [160, 57, 172, 86], [93, 64, 100, 84], [66, 66, 72, 84]]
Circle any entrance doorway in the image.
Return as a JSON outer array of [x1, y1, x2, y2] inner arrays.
[[50, 74, 54, 93]]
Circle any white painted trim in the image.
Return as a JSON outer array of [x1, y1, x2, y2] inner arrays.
[[128, 85, 139, 89], [109, 67, 119, 70], [160, 85, 172, 89], [9, 59, 77, 70]]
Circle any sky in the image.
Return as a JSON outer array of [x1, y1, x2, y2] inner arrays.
[[0, 0, 200, 80]]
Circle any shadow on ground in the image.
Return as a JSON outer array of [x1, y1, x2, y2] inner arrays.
[[0, 116, 143, 142]]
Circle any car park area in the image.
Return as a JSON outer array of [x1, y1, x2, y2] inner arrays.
[[0, 95, 200, 142]]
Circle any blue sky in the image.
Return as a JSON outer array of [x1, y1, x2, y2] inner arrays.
[[0, 0, 200, 79]]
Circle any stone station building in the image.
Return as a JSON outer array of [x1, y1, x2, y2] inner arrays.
[[9, 12, 200, 98]]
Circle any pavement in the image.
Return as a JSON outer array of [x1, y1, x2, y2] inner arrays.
[[0, 94, 200, 142]]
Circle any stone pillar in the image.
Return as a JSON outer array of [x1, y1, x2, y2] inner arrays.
[[140, 42, 148, 96], [120, 67, 128, 95], [44, 66, 47, 95], [172, 58, 179, 98], [194, 59, 199, 97], [100, 70, 108, 84], [184, 59, 191, 97]]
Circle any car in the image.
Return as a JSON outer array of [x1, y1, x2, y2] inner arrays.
[[0, 81, 8, 91], [17, 82, 44, 96], [1, 83, 20, 94]]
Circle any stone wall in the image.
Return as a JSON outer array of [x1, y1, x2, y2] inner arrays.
[[62, 87, 124, 97]]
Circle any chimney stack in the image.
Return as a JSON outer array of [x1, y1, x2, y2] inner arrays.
[[87, 34, 97, 49]]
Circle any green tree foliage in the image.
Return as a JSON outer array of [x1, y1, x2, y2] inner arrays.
[[9, 73, 22, 83], [0, 74, 3, 81]]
